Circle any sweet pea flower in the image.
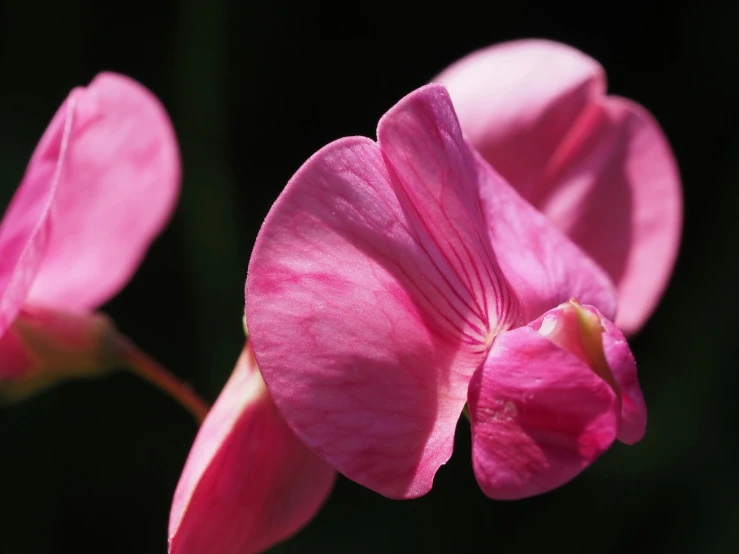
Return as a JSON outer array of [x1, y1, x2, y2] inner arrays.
[[436, 39, 682, 334], [0, 73, 181, 404], [169, 340, 335, 554], [245, 83, 647, 500]]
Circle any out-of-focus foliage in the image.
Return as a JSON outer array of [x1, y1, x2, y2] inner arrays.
[[1, 1, 737, 552]]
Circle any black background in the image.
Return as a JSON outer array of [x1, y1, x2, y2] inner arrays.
[[1, 1, 737, 552]]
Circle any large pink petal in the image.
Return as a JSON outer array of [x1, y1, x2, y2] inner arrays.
[[468, 325, 620, 500], [169, 342, 335, 554], [436, 39, 605, 203], [539, 98, 681, 334], [0, 97, 74, 337], [247, 134, 487, 499], [438, 40, 681, 334], [26, 72, 180, 310]]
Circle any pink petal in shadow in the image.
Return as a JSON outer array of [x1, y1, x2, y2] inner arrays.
[[169, 342, 335, 554]]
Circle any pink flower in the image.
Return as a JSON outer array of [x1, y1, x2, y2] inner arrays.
[[436, 39, 682, 334], [0, 73, 180, 400], [169, 341, 335, 554], [245, 83, 646, 500]]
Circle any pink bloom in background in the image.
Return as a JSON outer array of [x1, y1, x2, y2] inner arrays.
[[169, 341, 335, 554], [0, 73, 180, 400], [246, 83, 647, 500], [437, 39, 682, 334]]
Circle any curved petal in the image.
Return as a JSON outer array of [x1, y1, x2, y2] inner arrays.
[[474, 151, 617, 322], [247, 133, 486, 499], [169, 342, 335, 554], [0, 97, 74, 337], [592, 307, 647, 444], [468, 325, 620, 500], [26, 72, 180, 310], [539, 98, 681, 334], [436, 39, 605, 203]]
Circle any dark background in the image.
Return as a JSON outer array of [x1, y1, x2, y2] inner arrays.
[[1, 1, 737, 552]]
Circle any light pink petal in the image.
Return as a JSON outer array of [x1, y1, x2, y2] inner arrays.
[[438, 40, 681, 334], [589, 306, 647, 444], [436, 39, 605, 202], [26, 72, 180, 310], [0, 98, 74, 337], [539, 98, 681, 334], [468, 325, 620, 500], [169, 342, 335, 554], [474, 151, 617, 323]]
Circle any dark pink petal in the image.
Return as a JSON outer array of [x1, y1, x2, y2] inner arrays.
[[25, 72, 180, 310], [169, 343, 335, 554], [468, 324, 620, 500], [377, 85, 519, 336], [436, 39, 605, 202], [438, 40, 681, 334], [247, 134, 486, 498]]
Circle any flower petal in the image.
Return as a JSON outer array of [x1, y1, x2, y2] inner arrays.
[[169, 342, 335, 554], [247, 132, 486, 498], [377, 84, 520, 336], [0, 96, 73, 337], [591, 307, 647, 444], [436, 39, 605, 203], [538, 98, 681, 334], [26, 72, 180, 310], [468, 325, 620, 500]]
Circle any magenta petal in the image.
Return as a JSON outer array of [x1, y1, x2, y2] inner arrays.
[[169, 343, 335, 554], [25, 72, 180, 310], [247, 133, 486, 498], [539, 98, 681, 334], [468, 325, 620, 500], [377, 84, 519, 334]]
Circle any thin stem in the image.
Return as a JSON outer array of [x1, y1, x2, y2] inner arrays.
[[117, 337, 209, 424]]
